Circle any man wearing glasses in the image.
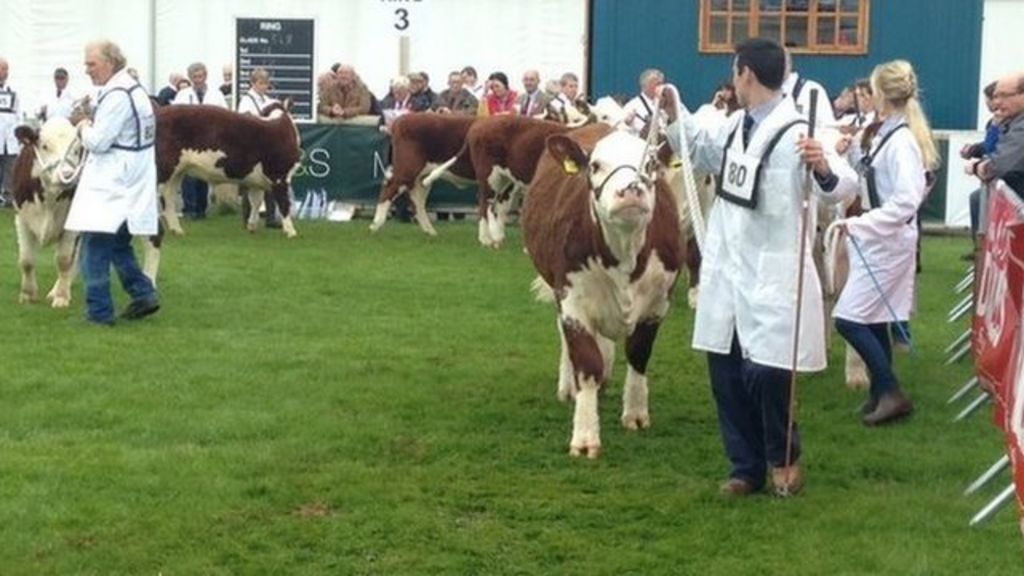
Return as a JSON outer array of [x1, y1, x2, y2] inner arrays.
[[973, 72, 1024, 195]]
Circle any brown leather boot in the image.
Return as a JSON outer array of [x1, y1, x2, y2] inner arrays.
[[862, 390, 913, 426], [772, 464, 804, 497]]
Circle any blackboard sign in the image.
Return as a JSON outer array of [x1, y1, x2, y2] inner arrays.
[[235, 18, 315, 121]]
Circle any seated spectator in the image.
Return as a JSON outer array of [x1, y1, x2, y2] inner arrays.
[[408, 71, 437, 112], [461, 65, 485, 100], [317, 64, 372, 122], [517, 69, 551, 119], [549, 72, 586, 123], [380, 76, 413, 130], [432, 70, 478, 115], [156, 72, 183, 107], [478, 72, 518, 116]]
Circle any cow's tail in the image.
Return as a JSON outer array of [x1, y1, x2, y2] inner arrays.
[[530, 276, 556, 304], [422, 142, 468, 187], [823, 219, 845, 296]]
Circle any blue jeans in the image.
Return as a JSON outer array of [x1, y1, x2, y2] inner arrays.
[[835, 318, 896, 399], [79, 223, 156, 324], [181, 176, 208, 218], [707, 334, 801, 488]]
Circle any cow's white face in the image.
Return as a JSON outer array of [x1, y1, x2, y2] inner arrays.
[[34, 117, 84, 188], [591, 97, 628, 128], [586, 131, 657, 230]]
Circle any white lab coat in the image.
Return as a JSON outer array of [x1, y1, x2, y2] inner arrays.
[[0, 83, 22, 155], [65, 69, 158, 236], [624, 93, 666, 136], [40, 88, 78, 121], [833, 113, 925, 324], [172, 85, 228, 108], [668, 96, 856, 371], [237, 89, 277, 116], [782, 73, 835, 127]]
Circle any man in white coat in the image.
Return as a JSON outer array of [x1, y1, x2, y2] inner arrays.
[[623, 68, 666, 136], [0, 57, 21, 205], [664, 38, 855, 497], [172, 61, 227, 219], [65, 40, 159, 326]]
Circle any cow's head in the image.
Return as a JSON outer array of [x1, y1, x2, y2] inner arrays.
[[31, 117, 85, 188], [547, 129, 659, 232]]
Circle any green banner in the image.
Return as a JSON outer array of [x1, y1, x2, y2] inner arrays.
[[292, 123, 479, 208]]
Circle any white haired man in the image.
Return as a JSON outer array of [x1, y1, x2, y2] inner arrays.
[[65, 40, 160, 325], [624, 68, 666, 136]]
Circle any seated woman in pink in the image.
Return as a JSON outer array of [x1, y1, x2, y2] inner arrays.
[[479, 72, 518, 116]]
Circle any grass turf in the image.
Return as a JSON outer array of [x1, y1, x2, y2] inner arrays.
[[0, 210, 1019, 574]]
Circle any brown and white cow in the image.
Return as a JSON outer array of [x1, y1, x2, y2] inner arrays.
[[156, 104, 301, 237], [424, 116, 572, 248], [369, 113, 477, 236], [522, 123, 683, 458], [11, 117, 161, 307]]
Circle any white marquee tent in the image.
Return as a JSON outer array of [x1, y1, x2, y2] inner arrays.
[[0, 0, 587, 117]]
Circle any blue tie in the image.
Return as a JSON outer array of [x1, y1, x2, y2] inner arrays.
[[742, 114, 755, 150]]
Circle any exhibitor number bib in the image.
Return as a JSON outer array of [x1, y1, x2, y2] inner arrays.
[[718, 148, 760, 207]]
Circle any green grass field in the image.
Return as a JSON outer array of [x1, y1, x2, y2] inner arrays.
[[0, 210, 1019, 574]]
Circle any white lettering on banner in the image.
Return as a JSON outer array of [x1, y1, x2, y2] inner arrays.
[[978, 210, 1012, 346], [294, 147, 331, 179], [260, 22, 282, 31], [373, 151, 388, 179], [308, 148, 331, 178], [720, 147, 759, 204]]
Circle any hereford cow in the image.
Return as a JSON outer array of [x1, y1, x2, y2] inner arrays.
[[11, 118, 161, 307], [522, 123, 683, 458], [369, 113, 477, 236], [156, 104, 301, 237], [424, 116, 572, 248]]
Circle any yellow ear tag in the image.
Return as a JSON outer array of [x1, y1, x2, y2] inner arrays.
[[563, 159, 579, 174], [670, 159, 683, 169]]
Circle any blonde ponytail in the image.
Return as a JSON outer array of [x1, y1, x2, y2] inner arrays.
[[871, 59, 940, 171], [904, 96, 940, 171]]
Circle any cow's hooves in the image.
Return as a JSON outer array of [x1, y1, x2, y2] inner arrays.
[[18, 293, 37, 304], [50, 297, 71, 308], [621, 413, 651, 430], [569, 444, 602, 459], [369, 224, 380, 233], [285, 231, 298, 239], [845, 376, 870, 391], [687, 287, 699, 310]]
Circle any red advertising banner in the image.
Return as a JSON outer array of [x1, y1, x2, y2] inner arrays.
[[973, 181, 1024, 525]]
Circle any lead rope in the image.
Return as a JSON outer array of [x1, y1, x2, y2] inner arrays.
[[660, 84, 706, 253]]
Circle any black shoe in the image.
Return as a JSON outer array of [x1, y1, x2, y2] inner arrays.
[[120, 296, 160, 320], [862, 390, 913, 426]]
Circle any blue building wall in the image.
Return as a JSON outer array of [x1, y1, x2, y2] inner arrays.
[[590, 0, 984, 129]]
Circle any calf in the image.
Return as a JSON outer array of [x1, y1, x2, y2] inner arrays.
[[12, 118, 161, 307], [156, 104, 301, 237], [425, 116, 571, 248], [369, 113, 478, 236], [522, 124, 683, 458]]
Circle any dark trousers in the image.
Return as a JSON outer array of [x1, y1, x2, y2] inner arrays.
[[835, 318, 896, 399], [707, 335, 801, 488], [181, 176, 208, 218], [79, 223, 156, 324]]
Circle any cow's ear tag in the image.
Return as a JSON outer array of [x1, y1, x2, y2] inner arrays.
[[563, 159, 580, 175]]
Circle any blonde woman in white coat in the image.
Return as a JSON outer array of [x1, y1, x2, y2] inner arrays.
[[830, 60, 939, 426], [65, 41, 159, 325]]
